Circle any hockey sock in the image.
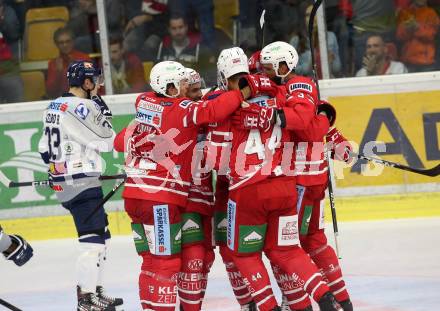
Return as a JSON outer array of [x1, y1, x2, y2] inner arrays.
[[96, 243, 107, 288], [178, 244, 205, 311], [200, 248, 215, 302], [139, 253, 181, 311], [219, 245, 253, 306], [271, 263, 312, 310], [231, 252, 278, 311], [266, 247, 330, 303], [308, 245, 350, 302], [76, 242, 105, 293]]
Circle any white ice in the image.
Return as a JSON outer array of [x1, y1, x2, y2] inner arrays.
[[1, 218, 440, 311]]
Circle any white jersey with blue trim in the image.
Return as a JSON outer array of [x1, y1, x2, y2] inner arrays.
[[38, 94, 115, 202]]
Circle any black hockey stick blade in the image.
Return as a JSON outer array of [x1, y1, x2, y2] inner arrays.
[[83, 178, 126, 224], [7, 174, 127, 188], [354, 153, 440, 177], [0, 298, 22, 311]]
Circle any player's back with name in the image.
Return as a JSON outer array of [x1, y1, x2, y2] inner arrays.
[[40, 94, 114, 176]]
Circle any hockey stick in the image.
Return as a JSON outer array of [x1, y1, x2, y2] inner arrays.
[[307, 0, 342, 257], [83, 177, 126, 224], [259, 9, 266, 47], [0, 172, 127, 188], [352, 152, 440, 177], [0, 298, 22, 311]]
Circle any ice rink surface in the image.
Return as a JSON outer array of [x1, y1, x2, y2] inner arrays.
[[1, 218, 440, 311]]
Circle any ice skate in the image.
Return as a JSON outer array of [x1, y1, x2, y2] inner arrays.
[[77, 286, 115, 311], [96, 286, 123, 310]]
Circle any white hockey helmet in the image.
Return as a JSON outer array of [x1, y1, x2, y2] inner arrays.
[[260, 41, 299, 78], [185, 68, 202, 85], [150, 61, 187, 97], [217, 47, 249, 90]]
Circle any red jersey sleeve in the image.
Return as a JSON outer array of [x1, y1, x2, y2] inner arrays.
[[281, 76, 318, 131], [182, 89, 243, 127], [114, 127, 127, 152], [295, 114, 330, 142]]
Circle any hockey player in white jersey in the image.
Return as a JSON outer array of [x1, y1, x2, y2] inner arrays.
[[38, 61, 122, 311]]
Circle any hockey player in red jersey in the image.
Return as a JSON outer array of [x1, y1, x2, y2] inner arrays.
[[205, 47, 257, 311], [232, 41, 350, 311], [113, 60, 257, 311], [179, 67, 215, 310]]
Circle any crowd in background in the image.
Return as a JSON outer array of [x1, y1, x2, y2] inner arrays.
[[1, 0, 440, 103]]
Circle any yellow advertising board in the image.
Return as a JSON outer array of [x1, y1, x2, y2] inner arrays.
[[329, 90, 440, 188]]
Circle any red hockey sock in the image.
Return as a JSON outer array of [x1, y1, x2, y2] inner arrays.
[[266, 247, 330, 303], [271, 263, 312, 310], [232, 253, 278, 311], [219, 245, 253, 306], [309, 245, 350, 302], [139, 253, 180, 310], [200, 248, 215, 302], [178, 244, 205, 311]]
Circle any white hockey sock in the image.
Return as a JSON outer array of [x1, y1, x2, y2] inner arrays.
[[77, 242, 105, 293], [96, 243, 107, 287]]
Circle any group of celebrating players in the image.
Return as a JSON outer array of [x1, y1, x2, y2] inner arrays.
[[113, 40, 354, 311], [2, 40, 355, 311]]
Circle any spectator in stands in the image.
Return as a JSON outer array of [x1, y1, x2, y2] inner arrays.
[[296, 3, 342, 78], [156, 14, 200, 67], [68, 0, 124, 53], [123, 0, 169, 61], [46, 27, 90, 98], [0, 0, 23, 103], [178, 0, 216, 55], [0, 0, 19, 56], [109, 36, 146, 94], [396, 0, 440, 72], [356, 34, 408, 76], [351, 0, 397, 72]]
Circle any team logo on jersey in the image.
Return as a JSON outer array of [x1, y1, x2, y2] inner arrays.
[[182, 219, 200, 231], [243, 231, 263, 242], [48, 102, 68, 112], [187, 259, 203, 271], [227, 199, 236, 250], [74, 103, 89, 120], [138, 100, 164, 112], [289, 83, 313, 94], [247, 95, 276, 108], [160, 101, 173, 107], [278, 215, 299, 246], [153, 205, 171, 255], [136, 105, 163, 128], [179, 100, 192, 109]]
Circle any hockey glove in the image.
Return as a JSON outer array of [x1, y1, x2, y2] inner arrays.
[[238, 74, 278, 98], [3, 235, 34, 266], [326, 127, 353, 163], [232, 104, 276, 132], [317, 100, 336, 126], [92, 95, 113, 120]]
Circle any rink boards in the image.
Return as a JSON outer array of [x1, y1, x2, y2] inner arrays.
[[1, 72, 440, 240]]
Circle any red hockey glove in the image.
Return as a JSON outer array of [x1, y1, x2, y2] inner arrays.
[[248, 50, 261, 73], [326, 127, 353, 163], [232, 104, 276, 132], [317, 100, 336, 126], [238, 74, 278, 98]]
